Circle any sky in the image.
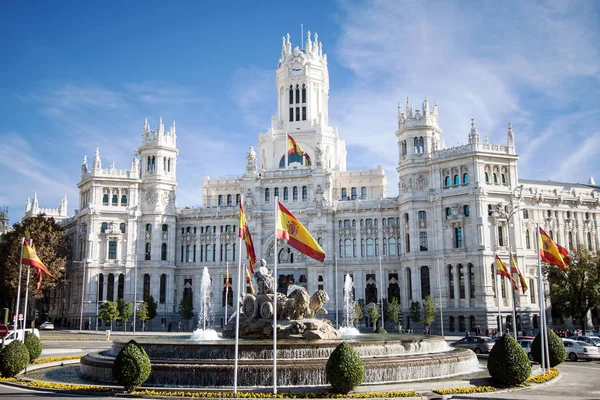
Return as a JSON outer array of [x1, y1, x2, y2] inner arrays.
[[1, 0, 599, 225]]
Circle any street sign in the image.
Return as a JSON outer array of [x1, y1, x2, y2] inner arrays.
[[18, 313, 23, 321], [0, 325, 8, 337]]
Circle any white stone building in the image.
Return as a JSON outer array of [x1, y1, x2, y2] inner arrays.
[[49, 32, 600, 333]]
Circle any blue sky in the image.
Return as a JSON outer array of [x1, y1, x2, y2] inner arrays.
[[1, 0, 599, 225]]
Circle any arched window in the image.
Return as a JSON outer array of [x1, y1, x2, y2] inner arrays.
[[112, 194, 118, 205], [418, 211, 427, 221], [341, 188, 347, 200], [302, 186, 307, 201], [274, 188, 280, 198], [120, 223, 126, 233], [236, 194, 241, 205], [289, 85, 293, 104], [295, 84, 300, 103], [101, 222, 108, 233], [464, 205, 470, 217], [463, 173, 469, 184], [293, 186, 298, 201], [302, 84, 306, 103], [98, 274, 104, 301], [455, 227, 463, 248], [448, 265, 454, 299], [265, 188, 270, 202], [186, 245, 192, 262], [388, 237, 397, 256], [351, 187, 357, 200], [405, 233, 410, 253], [420, 266, 430, 298], [107, 274, 114, 301], [449, 316, 455, 332], [121, 195, 127, 205], [459, 316, 466, 332], [143, 274, 151, 302], [146, 223, 152, 232], [446, 207, 452, 217], [366, 239, 374, 257], [227, 194, 232, 206], [469, 264, 475, 298], [501, 174, 506, 184], [454, 175, 460, 185], [145, 242, 151, 260], [485, 172, 489, 183], [159, 274, 167, 303], [108, 241, 117, 259], [161, 243, 167, 260], [283, 187, 289, 201], [344, 239, 352, 258], [493, 173, 498, 184], [419, 232, 428, 251], [526, 230, 531, 249], [444, 176, 451, 187], [218, 195, 223, 206], [588, 232, 593, 250], [361, 187, 367, 200], [102, 194, 109, 205]]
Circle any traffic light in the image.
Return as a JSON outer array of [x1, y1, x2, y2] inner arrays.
[[34, 310, 39, 320]]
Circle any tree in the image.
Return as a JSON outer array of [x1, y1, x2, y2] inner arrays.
[[0, 215, 70, 311], [137, 302, 149, 332], [178, 296, 194, 329], [353, 301, 364, 328], [147, 295, 158, 330], [99, 301, 119, 331], [410, 301, 421, 327], [422, 296, 437, 333], [546, 248, 600, 334], [386, 297, 401, 332], [117, 298, 133, 332], [367, 304, 380, 332]]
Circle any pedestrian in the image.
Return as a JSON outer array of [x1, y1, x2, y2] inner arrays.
[[168, 322, 172, 332], [485, 328, 489, 337], [177, 322, 181, 333]]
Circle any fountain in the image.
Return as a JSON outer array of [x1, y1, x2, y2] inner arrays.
[[189, 267, 220, 341], [80, 260, 480, 388], [339, 274, 360, 337]]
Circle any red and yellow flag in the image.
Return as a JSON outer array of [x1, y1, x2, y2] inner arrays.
[[276, 201, 325, 263], [510, 253, 528, 294], [287, 134, 304, 157], [239, 201, 257, 273], [539, 227, 570, 271], [495, 254, 518, 291], [244, 265, 255, 295], [225, 263, 230, 292], [22, 239, 54, 289]]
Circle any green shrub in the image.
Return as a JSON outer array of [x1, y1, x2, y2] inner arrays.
[[112, 340, 151, 392], [0, 340, 30, 377], [531, 328, 565, 367], [374, 327, 387, 334], [325, 342, 364, 394], [24, 332, 42, 362], [487, 333, 531, 385]]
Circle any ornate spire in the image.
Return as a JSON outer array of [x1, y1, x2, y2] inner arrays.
[[423, 95, 429, 116], [131, 152, 139, 171], [143, 118, 149, 134], [507, 122, 514, 147], [469, 119, 480, 144], [157, 117, 164, 135], [81, 155, 88, 175], [286, 33, 291, 55], [32, 192, 38, 211], [26, 197, 31, 212], [306, 30, 312, 52], [59, 195, 67, 216], [170, 120, 176, 136], [93, 147, 101, 170], [281, 36, 286, 57]]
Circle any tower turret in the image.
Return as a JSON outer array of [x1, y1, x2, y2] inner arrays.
[[138, 117, 178, 184], [469, 119, 480, 144]]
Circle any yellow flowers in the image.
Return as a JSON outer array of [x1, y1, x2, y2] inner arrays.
[[135, 390, 420, 398], [0, 376, 109, 392], [526, 368, 559, 384], [33, 355, 82, 364], [433, 386, 495, 395]]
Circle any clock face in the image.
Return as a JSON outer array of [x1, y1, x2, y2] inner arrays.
[[291, 68, 302, 76]]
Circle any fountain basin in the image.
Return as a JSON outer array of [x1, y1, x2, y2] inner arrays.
[[80, 335, 480, 388]]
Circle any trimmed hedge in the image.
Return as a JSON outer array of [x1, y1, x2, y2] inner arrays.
[[531, 328, 565, 367], [0, 340, 30, 377], [24, 332, 42, 362], [487, 333, 531, 385], [325, 342, 364, 394], [112, 340, 151, 392]]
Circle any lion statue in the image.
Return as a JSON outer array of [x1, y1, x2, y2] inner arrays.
[[281, 289, 311, 320], [309, 289, 329, 316]]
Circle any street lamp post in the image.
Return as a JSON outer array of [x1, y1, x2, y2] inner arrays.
[[79, 262, 87, 331], [334, 254, 338, 329]]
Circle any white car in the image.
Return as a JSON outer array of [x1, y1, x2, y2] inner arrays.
[[563, 339, 600, 361], [3, 328, 41, 346], [517, 339, 534, 360], [569, 335, 600, 347], [39, 321, 54, 330]]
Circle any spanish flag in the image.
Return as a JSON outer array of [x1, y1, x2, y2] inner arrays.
[[276, 201, 326, 263], [303, 152, 312, 166], [239, 200, 257, 273], [287, 134, 304, 157], [225, 262, 230, 292], [22, 239, 54, 289], [244, 265, 255, 295], [539, 227, 570, 271], [495, 254, 518, 291], [510, 252, 528, 294]]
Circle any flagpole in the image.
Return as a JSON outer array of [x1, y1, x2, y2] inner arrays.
[[507, 223, 518, 339], [535, 225, 547, 373], [273, 197, 279, 394], [379, 255, 384, 330], [495, 254, 503, 335], [334, 253, 338, 329], [14, 238, 25, 338], [436, 257, 444, 337], [22, 239, 33, 341], [225, 262, 229, 325], [233, 197, 244, 394]]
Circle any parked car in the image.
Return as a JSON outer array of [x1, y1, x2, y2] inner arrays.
[[569, 335, 600, 347], [562, 339, 600, 361], [39, 321, 54, 330], [517, 338, 534, 360], [451, 336, 496, 354], [3, 328, 41, 346]]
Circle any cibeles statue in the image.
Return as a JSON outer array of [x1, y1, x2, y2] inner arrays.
[[253, 259, 274, 295], [225, 258, 340, 339]]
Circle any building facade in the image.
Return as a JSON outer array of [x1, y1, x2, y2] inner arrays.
[[48, 32, 600, 333]]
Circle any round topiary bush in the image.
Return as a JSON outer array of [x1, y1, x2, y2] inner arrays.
[[112, 340, 151, 392], [531, 328, 565, 367], [0, 340, 30, 377], [325, 341, 364, 394], [487, 333, 531, 385], [24, 332, 42, 362]]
